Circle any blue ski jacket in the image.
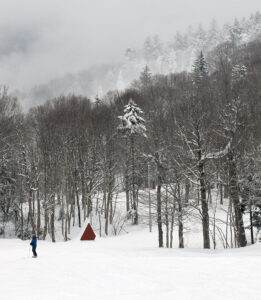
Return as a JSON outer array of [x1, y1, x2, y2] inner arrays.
[[30, 237, 37, 248]]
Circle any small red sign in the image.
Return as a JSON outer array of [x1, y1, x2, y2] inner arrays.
[[80, 223, 96, 241]]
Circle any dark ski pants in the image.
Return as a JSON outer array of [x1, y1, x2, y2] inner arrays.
[[32, 247, 37, 257]]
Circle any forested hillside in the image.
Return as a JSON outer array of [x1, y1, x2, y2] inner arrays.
[[26, 12, 261, 105], [1, 30, 261, 249]]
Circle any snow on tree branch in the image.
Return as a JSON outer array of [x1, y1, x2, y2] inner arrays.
[[201, 140, 232, 161]]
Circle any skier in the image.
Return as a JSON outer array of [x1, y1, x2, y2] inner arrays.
[[30, 234, 37, 258]]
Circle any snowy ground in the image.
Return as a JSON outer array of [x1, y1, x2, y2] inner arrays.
[[1, 224, 261, 300]]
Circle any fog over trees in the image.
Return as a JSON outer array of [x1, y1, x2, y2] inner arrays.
[[1, 19, 261, 249], [24, 12, 261, 107]]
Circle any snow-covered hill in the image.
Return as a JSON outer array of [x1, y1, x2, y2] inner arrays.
[[1, 225, 261, 300], [1, 186, 259, 299]]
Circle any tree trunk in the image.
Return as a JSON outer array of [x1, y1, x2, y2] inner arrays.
[[20, 201, 24, 240], [250, 201, 254, 244], [51, 208, 55, 242], [157, 183, 163, 248], [80, 162, 86, 221], [43, 161, 48, 240], [43, 189, 48, 240], [198, 158, 210, 249], [148, 162, 152, 232], [220, 183, 223, 205], [65, 190, 69, 241], [36, 189, 41, 238], [125, 172, 130, 212], [170, 194, 175, 248], [28, 189, 36, 234], [61, 194, 64, 237], [87, 177, 93, 218], [208, 186, 212, 205], [185, 178, 190, 204], [131, 135, 138, 224], [74, 175, 81, 228], [105, 189, 110, 235], [228, 152, 247, 247], [165, 186, 169, 248], [177, 184, 184, 248], [224, 184, 229, 198]]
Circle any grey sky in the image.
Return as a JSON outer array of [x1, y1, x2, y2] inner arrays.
[[0, 0, 260, 90]]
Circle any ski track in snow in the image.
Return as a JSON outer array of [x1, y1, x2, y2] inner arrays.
[[1, 227, 261, 300]]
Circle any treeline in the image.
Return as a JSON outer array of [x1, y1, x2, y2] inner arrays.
[[125, 12, 261, 78], [1, 40, 261, 248]]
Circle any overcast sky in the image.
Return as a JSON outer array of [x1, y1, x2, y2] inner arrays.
[[0, 0, 260, 90]]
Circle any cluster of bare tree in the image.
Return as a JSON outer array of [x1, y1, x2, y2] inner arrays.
[[0, 40, 261, 249]]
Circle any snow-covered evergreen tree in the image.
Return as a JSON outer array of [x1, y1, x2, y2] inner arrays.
[[139, 65, 152, 90], [118, 100, 146, 225], [118, 100, 146, 137], [229, 18, 243, 44], [192, 51, 208, 85]]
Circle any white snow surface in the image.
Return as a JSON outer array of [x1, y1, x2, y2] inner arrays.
[[1, 224, 261, 300]]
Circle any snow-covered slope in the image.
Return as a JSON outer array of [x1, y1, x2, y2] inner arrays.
[[1, 188, 259, 299], [1, 226, 261, 300]]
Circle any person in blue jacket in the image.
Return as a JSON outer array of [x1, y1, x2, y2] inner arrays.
[[30, 234, 37, 257]]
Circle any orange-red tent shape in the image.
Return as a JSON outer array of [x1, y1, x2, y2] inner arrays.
[[80, 223, 96, 241]]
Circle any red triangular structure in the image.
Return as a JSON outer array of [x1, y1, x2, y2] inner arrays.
[[80, 223, 96, 241]]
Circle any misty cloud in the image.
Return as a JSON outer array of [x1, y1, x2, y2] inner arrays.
[[0, 0, 260, 96], [0, 27, 38, 57]]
